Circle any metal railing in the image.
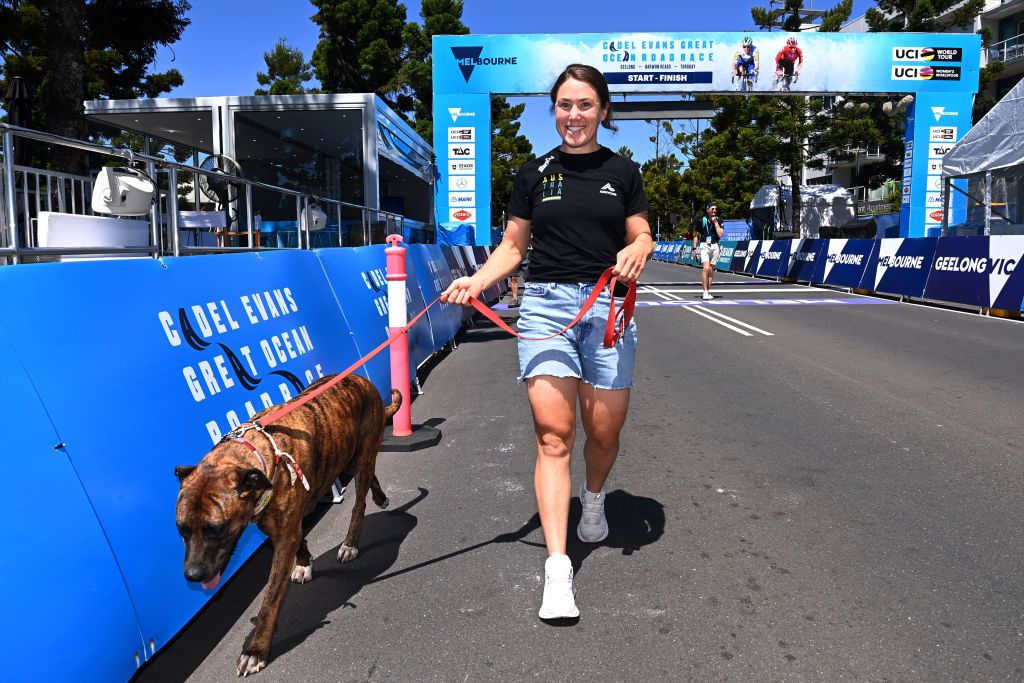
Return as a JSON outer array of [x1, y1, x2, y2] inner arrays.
[[988, 32, 1024, 64], [1, 123, 431, 264]]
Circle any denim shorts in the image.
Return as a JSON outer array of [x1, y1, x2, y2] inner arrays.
[[516, 281, 638, 390]]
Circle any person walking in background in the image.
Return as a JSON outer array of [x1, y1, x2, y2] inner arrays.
[[441, 63, 653, 621], [694, 201, 724, 300]]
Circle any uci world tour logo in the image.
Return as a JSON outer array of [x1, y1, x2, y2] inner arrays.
[[451, 46, 518, 83]]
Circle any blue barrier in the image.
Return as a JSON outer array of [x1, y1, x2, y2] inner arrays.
[[716, 241, 737, 272], [745, 239, 761, 274], [988, 236, 1024, 312], [399, 245, 437, 372], [408, 245, 462, 349], [859, 238, 937, 298], [0, 251, 380, 675], [0, 323, 146, 681], [755, 239, 792, 279], [811, 238, 875, 288], [785, 239, 825, 281], [922, 236, 992, 308]]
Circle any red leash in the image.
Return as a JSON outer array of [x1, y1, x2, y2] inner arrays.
[[250, 267, 635, 429], [468, 266, 636, 348]]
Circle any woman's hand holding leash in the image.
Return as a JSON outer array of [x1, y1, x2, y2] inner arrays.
[[440, 275, 485, 306]]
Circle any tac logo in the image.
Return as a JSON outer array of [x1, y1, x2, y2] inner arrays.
[[892, 66, 934, 80], [450, 46, 518, 83], [448, 143, 475, 158]]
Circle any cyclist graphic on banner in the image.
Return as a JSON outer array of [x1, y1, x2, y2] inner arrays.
[[775, 37, 804, 91], [733, 37, 759, 92]]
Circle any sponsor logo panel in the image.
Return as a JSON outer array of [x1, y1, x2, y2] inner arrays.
[[449, 160, 476, 175], [929, 126, 957, 143], [447, 127, 475, 142], [928, 143, 953, 159], [448, 143, 475, 158], [449, 192, 475, 206], [449, 175, 476, 192], [892, 47, 963, 62], [449, 208, 475, 223]]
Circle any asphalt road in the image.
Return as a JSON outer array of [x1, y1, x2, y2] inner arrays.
[[136, 260, 1024, 682]]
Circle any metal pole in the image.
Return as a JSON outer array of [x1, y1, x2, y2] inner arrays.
[[167, 167, 180, 257], [295, 194, 303, 249], [983, 170, 992, 237], [3, 131, 21, 263], [245, 183, 254, 247], [941, 177, 951, 236]]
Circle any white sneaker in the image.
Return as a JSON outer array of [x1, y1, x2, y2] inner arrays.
[[538, 554, 579, 619], [577, 483, 609, 542], [702, 291, 714, 300]]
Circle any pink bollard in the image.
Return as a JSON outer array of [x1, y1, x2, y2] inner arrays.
[[385, 234, 413, 437]]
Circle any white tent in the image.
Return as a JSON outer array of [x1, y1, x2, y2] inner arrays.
[[942, 76, 1024, 178], [941, 78, 1024, 235], [749, 184, 856, 239]]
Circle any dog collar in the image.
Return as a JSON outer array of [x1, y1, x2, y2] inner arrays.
[[225, 423, 311, 519]]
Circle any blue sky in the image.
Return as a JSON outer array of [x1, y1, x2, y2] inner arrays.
[[154, 0, 876, 163]]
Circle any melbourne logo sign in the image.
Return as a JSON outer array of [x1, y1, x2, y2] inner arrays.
[[450, 46, 518, 83]]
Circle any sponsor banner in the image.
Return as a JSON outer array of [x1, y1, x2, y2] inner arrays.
[[929, 125, 958, 142], [728, 240, 750, 271], [860, 237, 937, 297], [0, 251, 377, 665], [741, 239, 762, 274], [812, 238, 875, 287], [928, 143, 954, 158], [755, 239, 792, 279], [716, 240, 737, 271], [434, 32, 980, 95], [433, 92, 490, 245], [923, 237, 991, 306], [987, 236, 1024, 311], [786, 238, 824, 281], [410, 245, 463, 346]]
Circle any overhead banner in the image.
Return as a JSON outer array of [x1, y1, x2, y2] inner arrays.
[[786, 238, 824, 281], [859, 237, 937, 298], [435, 33, 980, 96], [434, 32, 980, 246]]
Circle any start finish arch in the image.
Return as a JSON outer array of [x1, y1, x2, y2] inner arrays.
[[432, 32, 980, 245]]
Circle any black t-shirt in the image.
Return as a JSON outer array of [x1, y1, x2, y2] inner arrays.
[[699, 216, 722, 244], [507, 146, 649, 284]]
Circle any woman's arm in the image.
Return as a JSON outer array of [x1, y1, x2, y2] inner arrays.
[[440, 215, 531, 305], [613, 212, 655, 284]]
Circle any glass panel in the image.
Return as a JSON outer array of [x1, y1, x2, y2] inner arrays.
[[233, 109, 364, 222]]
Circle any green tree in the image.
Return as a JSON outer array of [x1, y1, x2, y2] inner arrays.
[[255, 38, 316, 96], [866, 0, 997, 123], [752, 0, 853, 32], [0, 0, 190, 163], [310, 0, 407, 103], [490, 97, 533, 226], [395, 0, 468, 141]]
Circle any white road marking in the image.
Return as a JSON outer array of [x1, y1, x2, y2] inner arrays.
[[645, 285, 773, 336], [639, 287, 827, 294]]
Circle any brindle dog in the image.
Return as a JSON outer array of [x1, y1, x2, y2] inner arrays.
[[174, 374, 401, 676]]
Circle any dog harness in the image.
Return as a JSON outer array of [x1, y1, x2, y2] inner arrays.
[[224, 423, 311, 518]]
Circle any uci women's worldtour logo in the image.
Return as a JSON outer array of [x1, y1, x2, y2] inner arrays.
[[891, 65, 961, 81], [450, 46, 518, 83]]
